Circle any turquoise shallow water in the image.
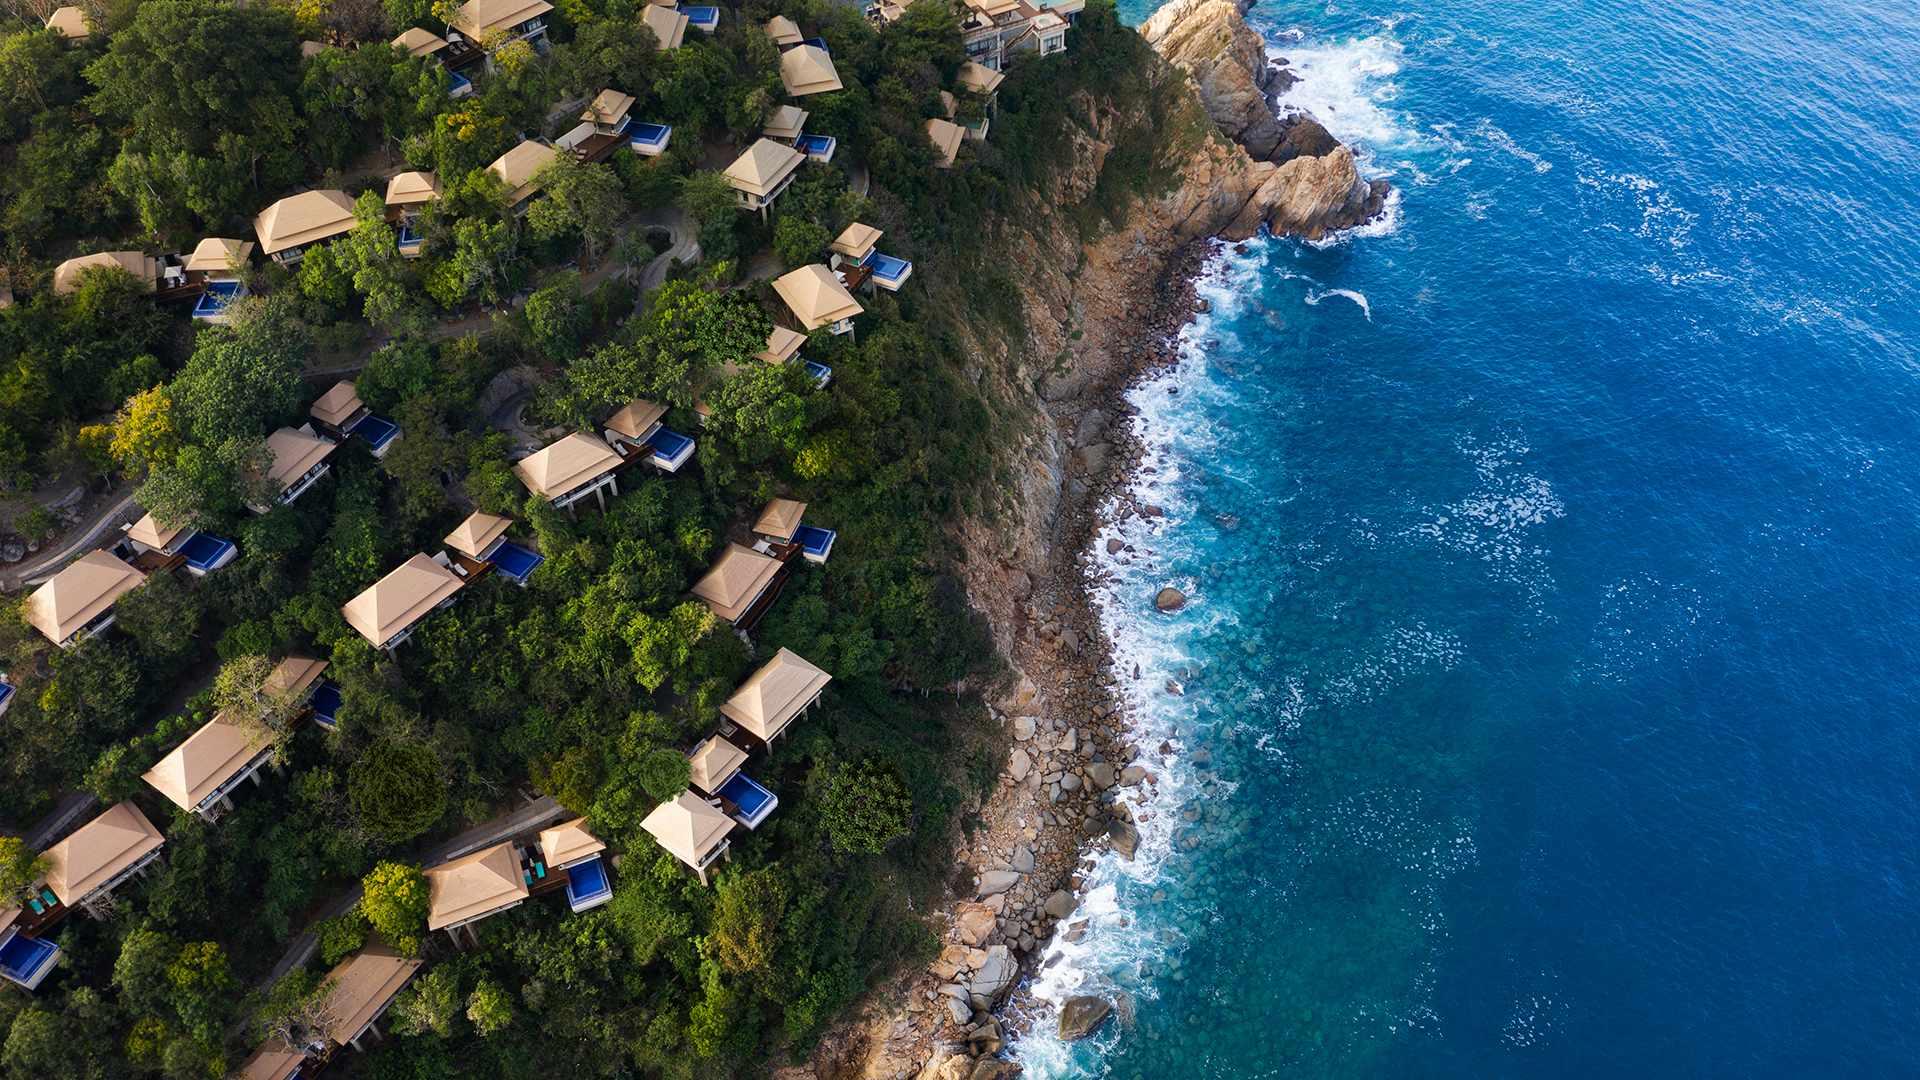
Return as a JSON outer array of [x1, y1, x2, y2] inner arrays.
[[1014, 1, 1920, 1075]]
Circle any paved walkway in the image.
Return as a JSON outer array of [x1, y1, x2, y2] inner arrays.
[[1, 492, 139, 592], [253, 795, 569, 988]]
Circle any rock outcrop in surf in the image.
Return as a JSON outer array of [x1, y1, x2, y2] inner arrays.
[[1143, 0, 1390, 239]]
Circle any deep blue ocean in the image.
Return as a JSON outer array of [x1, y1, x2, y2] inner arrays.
[[1013, 0, 1920, 1075]]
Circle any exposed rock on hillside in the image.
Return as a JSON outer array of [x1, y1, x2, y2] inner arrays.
[[1143, 0, 1389, 239]]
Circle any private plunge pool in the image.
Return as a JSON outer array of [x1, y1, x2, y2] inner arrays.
[[488, 541, 544, 584], [717, 772, 778, 829], [178, 532, 238, 575], [564, 855, 613, 912]]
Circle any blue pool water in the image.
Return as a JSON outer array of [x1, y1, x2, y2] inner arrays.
[[647, 427, 695, 470], [0, 932, 56, 983], [191, 280, 242, 318], [796, 133, 837, 158], [177, 532, 235, 572], [868, 253, 912, 283], [348, 413, 400, 451], [565, 856, 610, 906], [488, 541, 544, 583], [793, 525, 836, 561], [309, 681, 342, 730], [630, 122, 671, 150], [1017, 1, 1920, 1076], [684, 5, 719, 29], [716, 771, 776, 825]]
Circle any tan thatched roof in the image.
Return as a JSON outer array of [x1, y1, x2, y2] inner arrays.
[[127, 511, 187, 551], [690, 544, 781, 623], [723, 139, 805, 198], [583, 89, 636, 127], [310, 380, 365, 427], [45, 6, 88, 39], [719, 647, 831, 742], [265, 656, 329, 699], [604, 398, 667, 440], [830, 222, 881, 260], [925, 118, 966, 168], [384, 171, 442, 208], [444, 511, 512, 558], [514, 432, 622, 500], [264, 427, 338, 493], [687, 735, 747, 793], [763, 104, 809, 141], [236, 1039, 306, 1080], [44, 802, 164, 906], [254, 190, 357, 255], [184, 237, 254, 273], [341, 554, 465, 648], [141, 710, 273, 812], [26, 550, 145, 645], [752, 498, 807, 541], [320, 946, 422, 1046], [764, 15, 802, 45], [641, 792, 734, 869], [643, 3, 687, 50], [451, 0, 554, 38], [780, 44, 843, 96], [957, 60, 1007, 96], [773, 264, 863, 330], [538, 818, 606, 868], [52, 252, 157, 295], [755, 325, 806, 365], [392, 27, 448, 57], [487, 140, 559, 206], [426, 841, 529, 930]]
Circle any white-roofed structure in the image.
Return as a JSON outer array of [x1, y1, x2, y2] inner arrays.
[[764, 15, 803, 46], [514, 432, 625, 511], [957, 59, 1007, 97], [51, 252, 159, 296], [141, 711, 276, 820], [690, 543, 785, 627], [640, 792, 735, 884], [763, 104, 809, 141], [687, 735, 748, 795], [487, 140, 560, 213], [773, 264, 863, 334], [450, 0, 553, 47], [779, 44, 844, 96], [253, 427, 338, 511], [183, 237, 254, 280], [602, 398, 668, 450], [755, 325, 807, 366], [253, 190, 358, 263], [45, 6, 89, 39], [752, 498, 807, 542], [392, 26, 449, 57], [724, 138, 806, 215], [425, 841, 530, 939], [319, 945, 423, 1051], [341, 554, 466, 649], [538, 818, 606, 870], [643, 2, 688, 50], [25, 550, 145, 648], [44, 802, 165, 915], [384, 171, 442, 210], [310, 380, 369, 431], [444, 511, 513, 560], [719, 647, 831, 748]]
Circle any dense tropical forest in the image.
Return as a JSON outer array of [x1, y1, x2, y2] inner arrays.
[[0, 0, 1172, 1076]]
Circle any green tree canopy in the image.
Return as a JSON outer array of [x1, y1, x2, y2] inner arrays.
[[359, 860, 430, 955]]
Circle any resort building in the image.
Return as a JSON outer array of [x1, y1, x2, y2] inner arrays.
[[252, 426, 339, 511], [443, 510, 545, 584], [748, 496, 834, 559], [393, 26, 448, 57], [764, 15, 803, 46], [643, 1, 688, 50], [763, 104, 808, 142], [719, 647, 831, 750], [450, 0, 553, 53], [310, 380, 402, 456], [341, 553, 467, 650], [514, 431, 626, 511], [26, 549, 146, 649], [253, 190, 358, 265], [539, 818, 613, 912], [120, 511, 238, 576], [687, 735, 747, 796], [425, 841, 530, 942], [780, 44, 843, 96], [235, 1038, 308, 1080], [141, 710, 276, 821], [773, 264, 863, 335], [266, 655, 330, 714], [557, 89, 638, 163], [603, 398, 697, 472], [640, 791, 735, 885], [319, 945, 423, 1051], [45, 802, 166, 918], [384, 172, 442, 256], [487, 140, 559, 215], [756, 325, 807, 367], [960, 0, 1080, 70], [183, 238, 253, 322], [690, 543, 787, 628], [51, 251, 195, 299], [925, 117, 966, 168], [0, 885, 64, 991], [45, 6, 88, 40], [828, 222, 913, 292], [957, 59, 1007, 102], [392, 27, 478, 94], [724, 138, 806, 216]]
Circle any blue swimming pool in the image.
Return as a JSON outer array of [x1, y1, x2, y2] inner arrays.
[[178, 532, 236, 574], [310, 681, 342, 730], [0, 932, 57, 989], [684, 5, 719, 29], [348, 413, 400, 453], [447, 71, 472, 97], [564, 855, 612, 911], [868, 252, 912, 287], [489, 541, 543, 583], [647, 427, 695, 472], [793, 525, 836, 563], [804, 360, 832, 387], [629, 122, 671, 153], [0, 682, 14, 713], [396, 222, 423, 251], [801, 36, 829, 51], [717, 772, 778, 829], [795, 133, 837, 160], [192, 280, 243, 319]]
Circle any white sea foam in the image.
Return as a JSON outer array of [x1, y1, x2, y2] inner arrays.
[[1475, 119, 1554, 173], [1269, 26, 1423, 166], [1305, 287, 1374, 320]]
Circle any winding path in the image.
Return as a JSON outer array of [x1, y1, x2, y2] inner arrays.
[[1, 492, 139, 592]]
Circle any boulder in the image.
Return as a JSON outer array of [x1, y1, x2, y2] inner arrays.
[[1108, 821, 1140, 860], [1087, 762, 1116, 790], [1155, 587, 1187, 612], [1012, 715, 1035, 741], [1011, 845, 1036, 873], [970, 1061, 1021, 1080], [976, 870, 1022, 898], [1058, 996, 1113, 1040], [969, 945, 1018, 1000], [953, 903, 997, 947], [1043, 890, 1077, 919], [1120, 765, 1148, 786], [1272, 115, 1340, 164], [1007, 748, 1032, 783], [943, 996, 974, 1028]]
